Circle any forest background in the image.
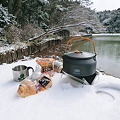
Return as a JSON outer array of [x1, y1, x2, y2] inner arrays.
[[0, 0, 120, 44]]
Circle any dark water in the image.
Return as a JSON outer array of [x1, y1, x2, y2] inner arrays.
[[70, 34, 120, 78]]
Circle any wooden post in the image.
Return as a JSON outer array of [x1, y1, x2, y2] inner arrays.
[[22, 47, 29, 56], [16, 48, 24, 60], [11, 50, 17, 62], [31, 44, 34, 54], [2, 53, 7, 63], [36, 43, 41, 52], [0, 53, 3, 64], [33, 43, 39, 54], [6, 51, 12, 64], [28, 45, 32, 55], [37, 43, 41, 52]]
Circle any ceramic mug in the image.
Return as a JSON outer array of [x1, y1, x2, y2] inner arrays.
[[12, 65, 34, 82]]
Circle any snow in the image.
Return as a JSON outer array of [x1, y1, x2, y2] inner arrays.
[[0, 42, 27, 53], [0, 58, 120, 120], [92, 33, 120, 36], [56, 5, 67, 11]]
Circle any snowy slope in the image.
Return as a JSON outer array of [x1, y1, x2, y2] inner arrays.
[[0, 58, 120, 120]]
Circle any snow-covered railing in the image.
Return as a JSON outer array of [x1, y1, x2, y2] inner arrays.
[[28, 22, 85, 42], [0, 23, 90, 65], [0, 38, 62, 65]]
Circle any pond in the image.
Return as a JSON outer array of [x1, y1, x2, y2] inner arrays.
[[70, 34, 120, 78]]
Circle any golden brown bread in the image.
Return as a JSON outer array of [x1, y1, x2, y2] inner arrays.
[[17, 75, 52, 97], [17, 80, 37, 98]]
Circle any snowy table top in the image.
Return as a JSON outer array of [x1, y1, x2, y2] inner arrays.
[[0, 58, 120, 120]]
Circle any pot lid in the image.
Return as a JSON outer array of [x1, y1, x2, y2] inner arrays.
[[63, 50, 96, 59]]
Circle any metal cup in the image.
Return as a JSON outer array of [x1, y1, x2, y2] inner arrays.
[[12, 65, 34, 82]]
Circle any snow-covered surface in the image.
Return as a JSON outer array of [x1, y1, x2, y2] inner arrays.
[[0, 58, 120, 120], [92, 33, 120, 36], [0, 42, 27, 53], [0, 36, 60, 53]]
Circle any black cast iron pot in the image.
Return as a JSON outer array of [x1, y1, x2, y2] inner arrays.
[[62, 50, 96, 77], [62, 36, 97, 84]]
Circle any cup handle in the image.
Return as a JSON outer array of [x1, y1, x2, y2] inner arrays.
[[27, 67, 34, 74]]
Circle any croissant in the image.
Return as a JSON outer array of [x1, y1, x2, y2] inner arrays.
[[17, 80, 37, 98]]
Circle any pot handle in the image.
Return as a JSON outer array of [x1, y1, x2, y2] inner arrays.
[[66, 36, 96, 54]]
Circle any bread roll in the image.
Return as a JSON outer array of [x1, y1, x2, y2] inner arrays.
[[17, 80, 37, 97]]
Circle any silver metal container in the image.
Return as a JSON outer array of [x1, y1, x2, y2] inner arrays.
[[12, 65, 34, 82]]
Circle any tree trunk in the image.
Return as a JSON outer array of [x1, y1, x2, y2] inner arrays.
[[12, 0, 22, 16], [8, 0, 14, 14]]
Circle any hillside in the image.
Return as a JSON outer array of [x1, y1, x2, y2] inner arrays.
[[97, 8, 120, 33], [0, 3, 105, 46], [53, 5, 106, 35]]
